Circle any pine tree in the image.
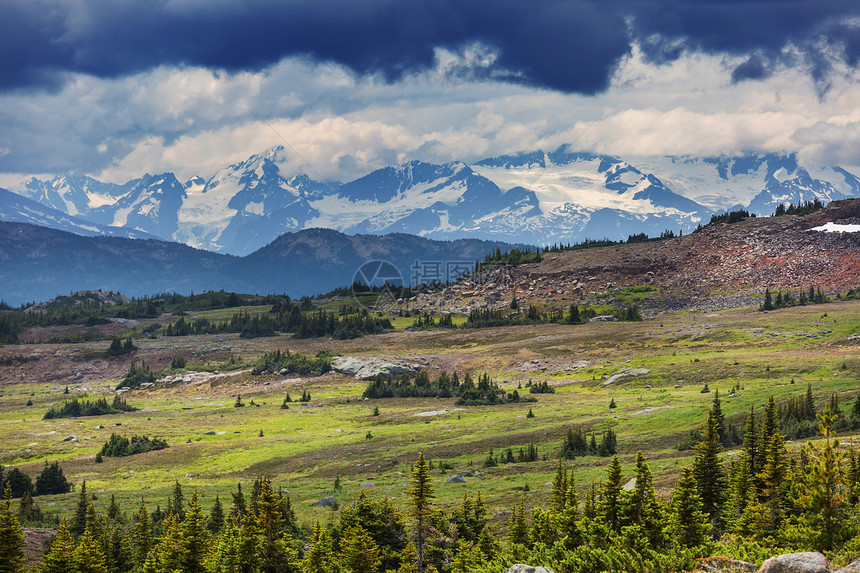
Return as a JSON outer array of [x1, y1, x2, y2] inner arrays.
[[669, 467, 710, 550], [208, 494, 225, 533], [231, 483, 247, 521], [712, 389, 726, 445], [762, 289, 774, 311], [38, 517, 75, 573], [134, 502, 153, 568], [597, 455, 623, 532], [0, 484, 25, 573], [799, 403, 846, 551], [207, 516, 261, 573], [757, 432, 787, 532], [180, 491, 210, 573], [408, 453, 435, 573], [756, 396, 777, 473], [508, 502, 529, 546], [340, 525, 382, 573], [805, 384, 816, 420], [72, 480, 89, 537], [72, 511, 108, 573], [550, 461, 568, 512], [34, 461, 71, 496], [302, 521, 339, 573], [692, 411, 727, 527], [743, 406, 758, 477], [624, 451, 664, 546], [170, 480, 184, 519]]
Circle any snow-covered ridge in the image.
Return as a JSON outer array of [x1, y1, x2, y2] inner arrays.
[[6, 145, 860, 254]]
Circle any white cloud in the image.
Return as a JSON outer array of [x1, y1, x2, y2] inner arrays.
[[1, 39, 860, 188]]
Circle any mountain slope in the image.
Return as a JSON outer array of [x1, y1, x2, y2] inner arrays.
[[0, 187, 156, 239], [0, 223, 520, 306]]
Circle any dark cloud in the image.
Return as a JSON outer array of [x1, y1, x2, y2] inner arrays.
[[0, 0, 858, 95], [731, 55, 769, 83]]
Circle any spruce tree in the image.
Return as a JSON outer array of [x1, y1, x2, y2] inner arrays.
[[669, 467, 710, 550], [711, 389, 726, 445], [799, 403, 846, 551], [180, 491, 210, 573], [38, 517, 75, 573], [0, 484, 25, 573], [693, 411, 727, 527], [302, 521, 339, 573], [550, 461, 568, 512], [625, 451, 664, 546], [756, 396, 777, 473], [72, 480, 89, 537], [208, 494, 225, 534], [134, 502, 153, 567], [72, 511, 108, 573], [408, 453, 435, 573], [340, 525, 382, 573], [508, 502, 529, 546], [757, 432, 787, 533], [743, 406, 758, 477], [170, 480, 184, 519], [597, 455, 623, 532]]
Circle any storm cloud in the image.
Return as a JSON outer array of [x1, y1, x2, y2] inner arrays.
[[1, 0, 857, 95]]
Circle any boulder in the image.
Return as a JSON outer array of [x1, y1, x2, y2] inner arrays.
[[758, 552, 829, 573], [331, 356, 421, 381], [623, 478, 637, 491], [447, 475, 467, 484], [62, 436, 78, 442], [360, 482, 376, 488], [698, 556, 757, 572], [503, 565, 556, 573], [312, 496, 336, 508], [836, 557, 860, 572]]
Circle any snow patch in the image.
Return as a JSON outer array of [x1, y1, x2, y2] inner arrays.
[[810, 222, 860, 233]]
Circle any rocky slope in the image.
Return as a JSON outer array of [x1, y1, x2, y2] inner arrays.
[[405, 199, 860, 314]]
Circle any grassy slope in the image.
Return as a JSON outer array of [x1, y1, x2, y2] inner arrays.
[[1, 299, 859, 526]]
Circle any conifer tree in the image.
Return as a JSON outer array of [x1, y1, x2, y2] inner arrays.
[[207, 516, 261, 573], [340, 525, 382, 573], [208, 494, 225, 534], [757, 432, 787, 532], [38, 517, 75, 573], [72, 509, 108, 573], [743, 406, 758, 478], [302, 521, 339, 573], [170, 480, 184, 519], [0, 484, 25, 573], [550, 461, 568, 512], [231, 483, 247, 522], [408, 453, 435, 573], [180, 491, 210, 573], [712, 390, 726, 445], [134, 501, 153, 568], [72, 480, 89, 537], [508, 502, 529, 546], [624, 451, 664, 546], [669, 467, 710, 550], [693, 412, 727, 527], [597, 455, 623, 532], [757, 396, 778, 472], [799, 403, 846, 551]]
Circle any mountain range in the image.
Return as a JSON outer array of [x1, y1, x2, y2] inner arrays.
[[3, 146, 859, 256], [0, 223, 522, 307]]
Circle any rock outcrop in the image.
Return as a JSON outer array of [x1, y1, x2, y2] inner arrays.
[[331, 356, 421, 380]]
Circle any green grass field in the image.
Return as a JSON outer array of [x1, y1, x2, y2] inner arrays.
[[2, 298, 859, 525]]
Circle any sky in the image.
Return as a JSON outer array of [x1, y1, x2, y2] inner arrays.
[[0, 0, 859, 186]]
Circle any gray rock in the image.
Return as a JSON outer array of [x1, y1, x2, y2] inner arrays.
[[360, 482, 376, 488], [758, 552, 829, 573], [503, 565, 556, 573], [623, 477, 637, 491], [457, 471, 474, 478], [836, 557, 860, 573], [589, 315, 616, 323], [204, 431, 217, 435], [493, 510, 513, 519], [447, 475, 467, 484], [698, 557, 757, 572], [312, 496, 336, 508], [331, 356, 421, 381], [62, 436, 78, 442]]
